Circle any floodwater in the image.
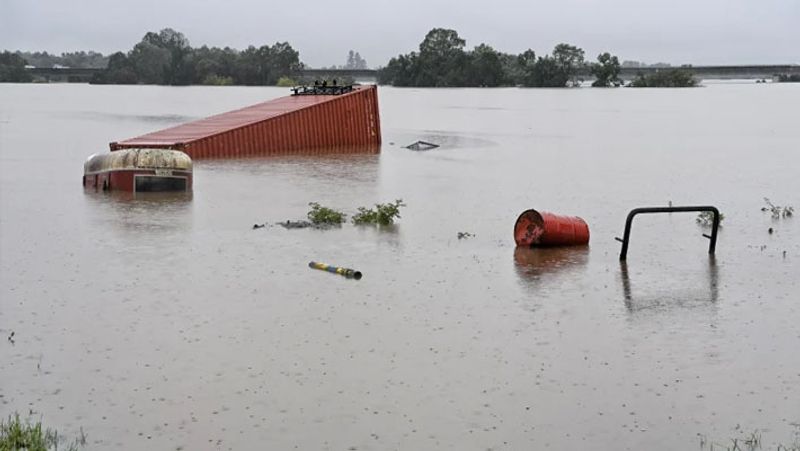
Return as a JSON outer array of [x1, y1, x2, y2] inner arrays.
[[1, 82, 798, 450]]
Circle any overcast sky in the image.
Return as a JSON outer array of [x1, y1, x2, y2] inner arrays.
[[2, 0, 798, 67]]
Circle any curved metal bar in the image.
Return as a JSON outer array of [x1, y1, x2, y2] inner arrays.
[[616, 206, 720, 260]]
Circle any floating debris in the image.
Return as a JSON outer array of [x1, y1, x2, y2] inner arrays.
[[405, 140, 440, 151], [457, 232, 474, 240], [308, 261, 362, 280], [278, 220, 313, 229], [762, 198, 793, 219]]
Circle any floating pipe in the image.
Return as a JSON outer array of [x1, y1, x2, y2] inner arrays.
[[308, 261, 362, 280]]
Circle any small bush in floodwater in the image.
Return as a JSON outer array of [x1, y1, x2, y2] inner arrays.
[[697, 211, 724, 227], [307, 202, 347, 226], [0, 413, 80, 451], [352, 199, 405, 226]]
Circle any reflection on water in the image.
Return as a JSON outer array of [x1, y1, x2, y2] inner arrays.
[[199, 152, 380, 183], [619, 256, 719, 312], [513, 245, 589, 287], [83, 190, 194, 205], [83, 190, 194, 234]]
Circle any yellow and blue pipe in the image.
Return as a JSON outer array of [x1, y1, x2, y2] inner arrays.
[[308, 261, 362, 280]]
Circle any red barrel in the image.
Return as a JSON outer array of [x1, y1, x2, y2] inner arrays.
[[514, 209, 590, 247]]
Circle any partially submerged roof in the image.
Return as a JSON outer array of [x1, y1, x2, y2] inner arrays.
[[85, 148, 192, 174], [405, 140, 440, 151]]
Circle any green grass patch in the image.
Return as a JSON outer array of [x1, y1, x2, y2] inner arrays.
[[0, 413, 82, 451]]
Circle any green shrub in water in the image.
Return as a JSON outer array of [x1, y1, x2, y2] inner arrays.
[[696, 211, 724, 227], [307, 202, 347, 225], [352, 199, 406, 226], [201, 74, 234, 86], [276, 76, 297, 87]]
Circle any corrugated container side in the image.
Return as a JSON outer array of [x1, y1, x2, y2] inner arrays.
[[111, 86, 381, 158]]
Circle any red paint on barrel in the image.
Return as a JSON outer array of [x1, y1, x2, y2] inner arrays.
[[514, 209, 590, 247], [110, 85, 381, 158]]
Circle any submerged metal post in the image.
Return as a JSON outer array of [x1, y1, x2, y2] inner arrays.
[[615, 206, 720, 261], [308, 261, 362, 280]]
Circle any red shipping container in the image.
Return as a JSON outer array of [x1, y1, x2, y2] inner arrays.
[[110, 85, 381, 158]]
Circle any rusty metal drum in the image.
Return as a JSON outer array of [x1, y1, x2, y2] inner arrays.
[[514, 209, 590, 247]]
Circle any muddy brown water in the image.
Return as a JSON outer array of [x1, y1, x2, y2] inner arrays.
[[1, 83, 799, 450]]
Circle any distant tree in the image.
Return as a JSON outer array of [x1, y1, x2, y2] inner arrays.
[[590, 52, 622, 87], [60, 51, 108, 68], [345, 50, 368, 70], [496, 51, 523, 85], [530, 56, 567, 87], [192, 45, 238, 84], [129, 40, 171, 84], [99, 51, 138, 84], [139, 28, 193, 84], [266, 42, 302, 84], [377, 52, 419, 86], [515, 49, 537, 86], [517, 43, 584, 87], [467, 44, 506, 87], [230, 42, 301, 85], [0, 51, 32, 82], [416, 28, 468, 86], [234, 46, 261, 85], [628, 69, 697, 87], [552, 43, 585, 86]]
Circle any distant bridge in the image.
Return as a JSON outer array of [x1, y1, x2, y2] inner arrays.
[[25, 64, 800, 83], [594, 65, 800, 80], [26, 67, 104, 81], [294, 65, 800, 81], [299, 68, 378, 79]]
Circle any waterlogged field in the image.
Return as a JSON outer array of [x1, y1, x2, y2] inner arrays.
[[1, 83, 799, 450]]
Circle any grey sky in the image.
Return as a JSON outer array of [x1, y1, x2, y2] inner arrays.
[[1, 0, 798, 67]]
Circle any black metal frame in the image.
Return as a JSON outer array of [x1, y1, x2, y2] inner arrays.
[[615, 206, 720, 260]]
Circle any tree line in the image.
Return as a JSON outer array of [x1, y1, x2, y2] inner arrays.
[[92, 28, 303, 86], [2, 27, 701, 87], [1, 29, 305, 86], [377, 28, 698, 88], [377, 28, 604, 87]]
